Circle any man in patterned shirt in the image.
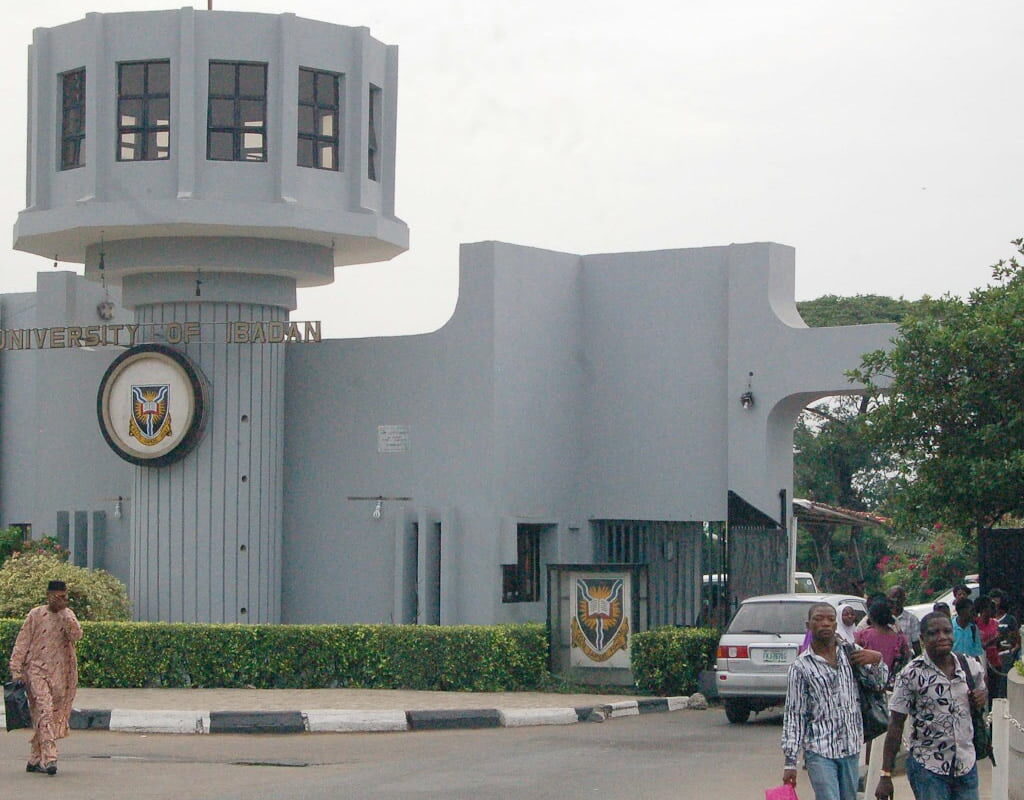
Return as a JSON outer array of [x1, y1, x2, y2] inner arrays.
[[9, 580, 83, 776], [874, 611, 987, 800], [781, 603, 887, 800]]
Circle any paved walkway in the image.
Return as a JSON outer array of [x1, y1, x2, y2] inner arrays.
[[73, 687, 643, 711], [0, 687, 695, 734]]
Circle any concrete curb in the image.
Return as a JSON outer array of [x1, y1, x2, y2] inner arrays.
[[55, 695, 697, 735]]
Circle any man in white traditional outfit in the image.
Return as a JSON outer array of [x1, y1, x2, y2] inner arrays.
[[9, 580, 83, 776]]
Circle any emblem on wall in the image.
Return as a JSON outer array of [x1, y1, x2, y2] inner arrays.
[[97, 344, 208, 467], [129, 385, 172, 445], [570, 575, 631, 666]]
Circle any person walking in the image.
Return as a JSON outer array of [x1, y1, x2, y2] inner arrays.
[[951, 598, 984, 660], [887, 585, 921, 655], [873, 612, 987, 800], [975, 596, 1002, 697], [855, 597, 912, 681], [8, 580, 83, 776], [837, 604, 860, 645], [988, 588, 1020, 699], [781, 603, 887, 800]]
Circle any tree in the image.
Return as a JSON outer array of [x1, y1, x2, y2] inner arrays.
[[852, 239, 1024, 532]]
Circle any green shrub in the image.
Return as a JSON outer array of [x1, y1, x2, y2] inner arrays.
[[631, 626, 719, 696], [0, 529, 68, 567], [0, 620, 548, 690], [0, 552, 130, 621]]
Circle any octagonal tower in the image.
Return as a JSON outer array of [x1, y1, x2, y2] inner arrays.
[[14, 8, 407, 622]]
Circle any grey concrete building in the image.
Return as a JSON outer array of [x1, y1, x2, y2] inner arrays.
[[0, 8, 895, 627]]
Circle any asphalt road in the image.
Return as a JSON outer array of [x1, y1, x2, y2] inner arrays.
[[0, 706, 784, 800], [1, 708, 976, 800]]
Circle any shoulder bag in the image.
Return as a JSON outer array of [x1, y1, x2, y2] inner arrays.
[[841, 643, 889, 741], [955, 653, 993, 763], [4, 680, 32, 731]]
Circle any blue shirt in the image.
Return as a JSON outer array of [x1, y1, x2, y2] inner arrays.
[[952, 619, 983, 657]]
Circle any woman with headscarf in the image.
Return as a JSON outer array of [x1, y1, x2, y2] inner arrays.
[[836, 604, 860, 645]]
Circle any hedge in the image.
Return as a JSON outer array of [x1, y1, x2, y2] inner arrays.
[[631, 626, 719, 696], [0, 620, 548, 691]]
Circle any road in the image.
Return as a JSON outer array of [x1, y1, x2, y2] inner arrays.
[[0, 708, 989, 800]]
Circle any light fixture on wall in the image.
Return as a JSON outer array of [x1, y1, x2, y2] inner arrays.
[[740, 371, 755, 410], [347, 494, 414, 522], [113, 496, 124, 520]]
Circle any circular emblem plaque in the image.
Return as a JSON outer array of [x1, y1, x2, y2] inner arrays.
[[97, 344, 209, 467]]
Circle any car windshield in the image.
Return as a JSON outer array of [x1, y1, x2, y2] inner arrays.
[[727, 601, 825, 635]]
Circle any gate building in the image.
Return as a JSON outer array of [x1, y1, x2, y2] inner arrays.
[[0, 8, 896, 626]]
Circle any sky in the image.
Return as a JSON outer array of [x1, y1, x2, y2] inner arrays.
[[1, 1, 1021, 338]]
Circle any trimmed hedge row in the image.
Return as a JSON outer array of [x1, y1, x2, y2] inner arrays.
[[0, 620, 548, 691], [631, 626, 719, 696]]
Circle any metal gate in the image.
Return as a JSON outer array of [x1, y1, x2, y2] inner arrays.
[[593, 521, 703, 626], [979, 528, 1024, 613], [727, 525, 788, 606]]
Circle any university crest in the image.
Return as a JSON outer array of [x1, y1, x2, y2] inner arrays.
[[570, 577, 629, 662], [128, 384, 173, 446]]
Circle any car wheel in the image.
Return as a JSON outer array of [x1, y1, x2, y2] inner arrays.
[[723, 698, 751, 724]]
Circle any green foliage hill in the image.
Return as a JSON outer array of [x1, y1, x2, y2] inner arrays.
[[797, 294, 918, 327]]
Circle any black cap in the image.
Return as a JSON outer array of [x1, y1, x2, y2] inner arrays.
[[46, 580, 67, 591]]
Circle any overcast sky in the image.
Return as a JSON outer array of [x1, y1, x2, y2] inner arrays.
[[1, 1, 1021, 337]]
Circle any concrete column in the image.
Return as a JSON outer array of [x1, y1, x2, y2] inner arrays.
[[130, 299, 286, 623]]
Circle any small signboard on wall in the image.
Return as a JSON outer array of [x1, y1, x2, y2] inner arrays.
[[548, 564, 648, 686], [377, 425, 410, 453]]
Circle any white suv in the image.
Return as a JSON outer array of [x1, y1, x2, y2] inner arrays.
[[715, 593, 867, 723]]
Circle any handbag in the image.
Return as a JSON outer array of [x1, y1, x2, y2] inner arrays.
[[841, 644, 889, 741], [955, 653, 993, 763], [765, 784, 799, 800], [4, 680, 32, 731]]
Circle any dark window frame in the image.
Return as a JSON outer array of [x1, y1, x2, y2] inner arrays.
[[116, 59, 171, 162], [502, 525, 542, 603], [60, 67, 86, 170], [206, 60, 268, 163], [367, 84, 382, 181], [297, 67, 341, 171]]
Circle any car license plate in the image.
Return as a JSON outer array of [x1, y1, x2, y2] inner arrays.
[[762, 650, 789, 664]]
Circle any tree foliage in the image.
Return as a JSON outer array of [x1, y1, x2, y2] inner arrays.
[[797, 294, 917, 328], [852, 239, 1024, 531], [877, 528, 977, 602]]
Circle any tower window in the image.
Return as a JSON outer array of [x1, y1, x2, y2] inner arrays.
[[60, 68, 86, 170], [297, 68, 341, 171], [367, 85, 382, 181], [117, 60, 170, 161], [207, 61, 267, 162]]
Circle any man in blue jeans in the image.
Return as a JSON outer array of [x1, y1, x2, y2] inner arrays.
[[874, 612, 987, 800], [781, 603, 887, 800]]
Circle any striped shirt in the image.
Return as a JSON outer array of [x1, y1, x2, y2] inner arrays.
[[781, 644, 888, 767]]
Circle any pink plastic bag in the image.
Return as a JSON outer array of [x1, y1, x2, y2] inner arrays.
[[765, 784, 799, 800]]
